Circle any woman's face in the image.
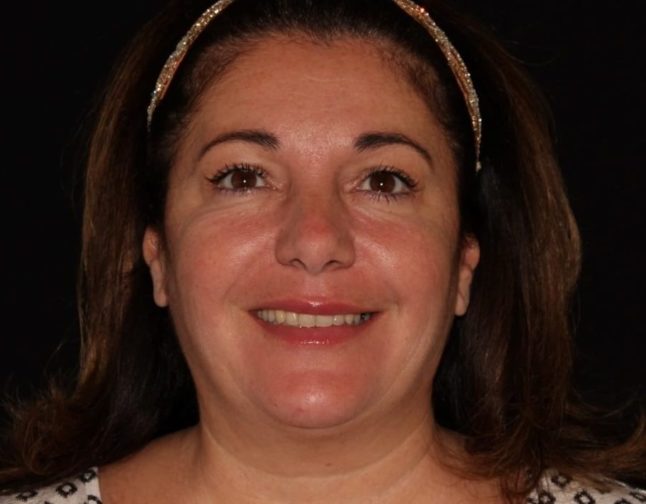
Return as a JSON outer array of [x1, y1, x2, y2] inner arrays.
[[144, 36, 479, 432]]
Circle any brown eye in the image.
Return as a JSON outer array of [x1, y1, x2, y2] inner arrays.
[[214, 166, 267, 191], [369, 171, 397, 193], [229, 169, 258, 189], [359, 169, 413, 196]]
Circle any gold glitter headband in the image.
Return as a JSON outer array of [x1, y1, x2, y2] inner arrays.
[[147, 0, 482, 170]]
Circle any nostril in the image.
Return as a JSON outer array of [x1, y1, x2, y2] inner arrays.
[[274, 205, 356, 273]]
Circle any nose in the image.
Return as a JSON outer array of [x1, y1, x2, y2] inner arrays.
[[274, 191, 355, 274]]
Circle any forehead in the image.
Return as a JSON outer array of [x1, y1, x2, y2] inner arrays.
[[179, 35, 452, 163]]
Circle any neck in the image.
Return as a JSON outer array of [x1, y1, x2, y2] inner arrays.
[[180, 401, 476, 503], [100, 398, 501, 503]]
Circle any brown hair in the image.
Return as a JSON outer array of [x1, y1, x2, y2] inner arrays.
[[1, 0, 644, 498]]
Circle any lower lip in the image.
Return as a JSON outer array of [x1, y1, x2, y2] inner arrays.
[[255, 315, 376, 346]]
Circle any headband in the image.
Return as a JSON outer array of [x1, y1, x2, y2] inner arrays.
[[147, 0, 482, 171]]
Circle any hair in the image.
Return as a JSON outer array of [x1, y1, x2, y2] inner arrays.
[[1, 0, 644, 499]]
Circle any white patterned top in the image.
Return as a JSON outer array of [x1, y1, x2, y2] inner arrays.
[[0, 469, 644, 503], [0, 469, 101, 504], [527, 472, 645, 504]]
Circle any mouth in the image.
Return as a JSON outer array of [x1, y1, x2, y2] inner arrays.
[[256, 309, 373, 328]]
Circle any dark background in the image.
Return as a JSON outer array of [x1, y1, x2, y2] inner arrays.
[[2, 1, 644, 426]]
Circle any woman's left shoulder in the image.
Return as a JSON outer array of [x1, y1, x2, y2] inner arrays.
[[528, 471, 646, 504]]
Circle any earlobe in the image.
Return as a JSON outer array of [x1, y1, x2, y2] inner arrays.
[[454, 235, 480, 316], [143, 227, 169, 307]]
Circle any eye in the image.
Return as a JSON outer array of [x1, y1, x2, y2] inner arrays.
[[358, 167, 417, 198], [208, 164, 268, 192]]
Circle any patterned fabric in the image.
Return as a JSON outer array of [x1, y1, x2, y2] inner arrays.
[[527, 472, 645, 504], [0, 469, 101, 504], [0, 468, 643, 503]]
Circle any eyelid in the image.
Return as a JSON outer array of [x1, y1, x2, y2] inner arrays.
[[356, 165, 419, 194], [206, 163, 269, 191]]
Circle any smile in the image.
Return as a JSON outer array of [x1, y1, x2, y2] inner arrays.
[[256, 310, 372, 328]]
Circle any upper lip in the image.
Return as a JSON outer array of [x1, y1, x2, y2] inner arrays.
[[251, 299, 376, 315]]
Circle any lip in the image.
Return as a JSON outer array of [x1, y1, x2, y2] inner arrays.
[[250, 299, 378, 346]]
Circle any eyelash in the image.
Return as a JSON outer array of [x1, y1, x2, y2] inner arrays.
[[205, 163, 419, 202], [206, 163, 268, 193], [359, 165, 419, 203]]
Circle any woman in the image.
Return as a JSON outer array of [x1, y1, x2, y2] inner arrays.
[[1, 0, 644, 502]]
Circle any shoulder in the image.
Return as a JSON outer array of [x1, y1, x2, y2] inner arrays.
[[528, 471, 645, 504], [0, 469, 101, 504]]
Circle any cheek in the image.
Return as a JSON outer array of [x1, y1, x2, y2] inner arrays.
[[353, 209, 462, 364], [356, 202, 461, 299], [163, 210, 273, 338], [168, 205, 269, 280]]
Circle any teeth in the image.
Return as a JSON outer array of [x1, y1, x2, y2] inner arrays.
[[257, 309, 370, 327]]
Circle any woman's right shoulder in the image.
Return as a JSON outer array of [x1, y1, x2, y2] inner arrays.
[[0, 469, 101, 504]]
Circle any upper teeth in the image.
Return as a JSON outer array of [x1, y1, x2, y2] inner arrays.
[[257, 310, 370, 328]]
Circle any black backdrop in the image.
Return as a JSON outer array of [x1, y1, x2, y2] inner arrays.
[[2, 1, 645, 422]]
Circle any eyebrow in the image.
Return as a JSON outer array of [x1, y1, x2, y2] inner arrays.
[[199, 129, 280, 159], [198, 129, 433, 166], [354, 132, 433, 167]]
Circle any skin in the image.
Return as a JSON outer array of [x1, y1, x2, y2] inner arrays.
[[101, 36, 491, 503]]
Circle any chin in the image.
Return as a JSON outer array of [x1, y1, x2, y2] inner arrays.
[[250, 368, 378, 430]]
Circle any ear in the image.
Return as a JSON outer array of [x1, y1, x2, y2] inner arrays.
[[143, 227, 169, 307], [454, 235, 480, 316]]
